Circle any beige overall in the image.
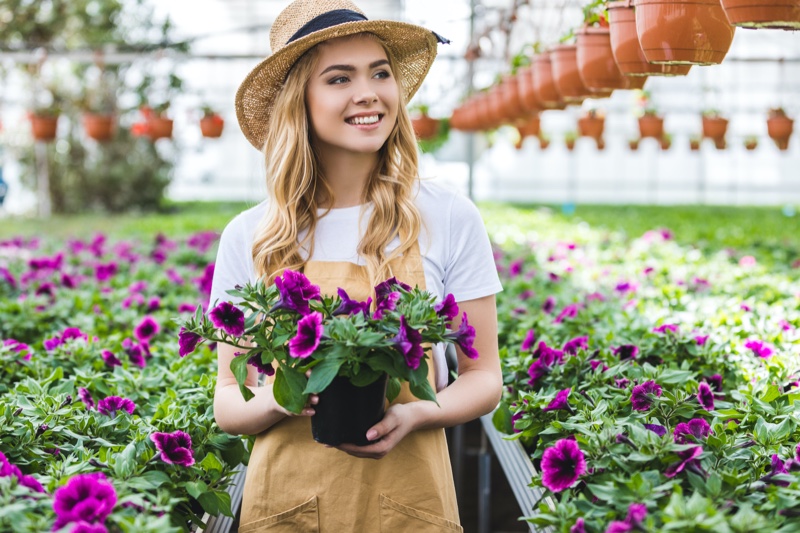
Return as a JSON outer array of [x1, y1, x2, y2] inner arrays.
[[238, 241, 462, 532]]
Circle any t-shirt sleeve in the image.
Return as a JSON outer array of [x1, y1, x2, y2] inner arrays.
[[209, 217, 253, 308], [443, 192, 503, 302]]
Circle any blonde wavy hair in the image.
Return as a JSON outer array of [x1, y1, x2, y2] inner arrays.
[[252, 33, 423, 291]]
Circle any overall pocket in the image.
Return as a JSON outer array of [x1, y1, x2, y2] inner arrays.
[[238, 496, 319, 533], [379, 494, 463, 532]]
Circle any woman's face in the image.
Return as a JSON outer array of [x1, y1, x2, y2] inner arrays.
[[305, 34, 400, 157]]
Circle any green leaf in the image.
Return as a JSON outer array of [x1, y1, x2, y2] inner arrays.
[[184, 480, 209, 500], [273, 367, 307, 414], [127, 470, 172, 491], [197, 490, 233, 517], [492, 402, 514, 434], [761, 384, 781, 403], [304, 357, 344, 394], [199, 452, 224, 473], [114, 441, 137, 479], [230, 354, 254, 402], [386, 377, 401, 403], [409, 379, 437, 404]]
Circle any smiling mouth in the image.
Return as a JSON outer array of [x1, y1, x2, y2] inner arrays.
[[345, 114, 383, 126]]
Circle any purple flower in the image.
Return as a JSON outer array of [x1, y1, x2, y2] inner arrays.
[[643, 423, 667, 437], [147, 297, 161, 312], [393, 315, 425, 370], [18, 472, 45, 493], [570, 518, 586, 533], [521, 329, 537, 351], [333, 288, 372, 317], [178, 303, 197, 313], [375, 277, 412, 301], [288, 312, 323, 359], [0, 452, 44, 493], [590, 360, 609, 372], [762, 454, 792, 486], [653, 324, 679, 334], [528, 341, 565, 385], [273, 270, 321, 316], [606, 521, 632, 533], [196, 263, 215, 297], [94, 262, 118, 282], [606, 503, 648, 533], [780, 320, 794, 332], [247, 354, 275, 376], [563, 336, 588, 355], [3, 339, 32, 361], [434, 293, 459, 322], [554, 304, 580, 324], [133, 316, 160, 342], [542, 296, 556, 314], [101, 350, 122, 368], [52, 472, 117, 530], [695, 335, 709, 346], [631, 381, 662, 411], [44, 336, 62, 351], [745, 338, 773, 359], [616, 378, 630, 389], [61, 328, 87, 342], [446, 313, 479, 360], [707, 374, 723, 392], [540, 439, 587, 492], [97, 396, 136, 417], [78, 388, 94, 409], [0, 266, 17, 289], [697, 382, 715, 410], [542, 388, 572, 413], [123, 339, 146, 368], [71, 523, 108, 533], [372, 291, 400, 319], [509, 259, 524, 277], [664, 446, 704, 478], [209, 301, 245, 337], [178, 328, 203, 357], [150, 430, 195, 467], [613, 344, 639, 361], [673, 419, 711, 444]]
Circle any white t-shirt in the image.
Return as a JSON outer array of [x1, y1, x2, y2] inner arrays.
[[209, 179, 503, 390]]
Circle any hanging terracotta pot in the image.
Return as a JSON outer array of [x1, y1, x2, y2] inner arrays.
[[578, 114, 605, 140], [532, 52, 566, 109], [147, 116, 174, 140], [629, 139, 640, 150], [607, 0, 693, 77], [660, 135, 673, 150], [30, 114, 59, 142], [565, 136, 577, 151], [720, 0, 800, 30], [550, 44, 593, 104], [499, 74, 526, 123], [636, 0, 736, 65], [702, 115, 729, 143], [638, 114, 664, 138], [690, 137, 702, 151], [624, 76, 649, 90], [83, 113, 115, 142], [487, 85, 507, 127], [515, 115, 541, 149], [411, 113, 440, 140], [576, 26, 629, 92], [744, 137, 759, 150], [517, 66, 544, 113], [539, 136, 551, 149], [767, 111, 793, 150], [200, 114, 225, 138]]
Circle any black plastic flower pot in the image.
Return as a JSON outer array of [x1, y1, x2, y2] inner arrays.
[[311, 374, 388, 446]]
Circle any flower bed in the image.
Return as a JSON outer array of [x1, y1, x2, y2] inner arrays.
[[490, 210, 800, 531], [0, 232, 245, 532]]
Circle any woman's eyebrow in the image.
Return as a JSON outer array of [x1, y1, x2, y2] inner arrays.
[[319, 59, 390, 76]]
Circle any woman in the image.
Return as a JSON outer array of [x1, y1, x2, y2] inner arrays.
[[210, 1, 503, 530]]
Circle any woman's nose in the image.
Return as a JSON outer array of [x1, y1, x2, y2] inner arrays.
[[353, 81, 379, 105]]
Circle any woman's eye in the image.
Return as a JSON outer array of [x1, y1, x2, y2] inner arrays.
[[375, 70, 391, 79], [329, 76, 349, 84]]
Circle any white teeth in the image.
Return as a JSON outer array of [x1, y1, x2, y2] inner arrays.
[[348, 115, 380, 125]]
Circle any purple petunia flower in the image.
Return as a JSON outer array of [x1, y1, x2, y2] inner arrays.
[[374, 277, 412, 302], [613, 344, 639, 361], [653, 324, 679, 334], [697, 383, 715, 410], [631, 381, 662, 411], [178, 303, 197, 313], [508, 259, 524, 277], [606, 503, 648, 533], [590, 360, 609, 372], [133, 316, 160, 342], [372, 291, 400, 320], [615, 378, 630, 388], [3, 339, 32, 361], [209, 301, 246, 337], [745, 338, 773, 359], [434, 293, 459, 323], [554, 304, 580, 324], [520, 329, 537, 352], [540, 439, 587, 492], [97, 396, 136, 417], [101, 350, 122, 368], [707, 374, 723, 392], [333, 288, 372, 317], [70, 522, 108, 533], [446, 313, 479, 360], [94, 262, 118, 282], [674, 419, 711, 444], [761, 454, 793, 487], [178, 328, 203, 358], [664, 446, 704, 478], [195, 263, 215, 298], [0, 452, 45, 493], [78, 388, 94, 409], [272, 270, 322, 316], [542, 388, 573, 413], [0, 266, 17, 289], [150, 430, 195, 467], [52, 472, 117, 530], [122, 339, 146, 368], [527, 341, 565, 385], [563, 336, 588, 355], [643, 423, 667, 437], [393, 315, 425, 370], [44, 336, 62, 351], [695, 335, 709, 346], [61, 328, 87, 342], [288, 312, 323, 359], [570, 518, 586, 533], [247, 354, 275, 376], [542, 296, 556, 314]]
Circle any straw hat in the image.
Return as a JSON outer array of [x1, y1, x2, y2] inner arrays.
[[235, 0, 449, 151]]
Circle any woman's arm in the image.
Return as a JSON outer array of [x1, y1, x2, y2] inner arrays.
[[213, 342, 316, 435], [338, 294, 502, 458]]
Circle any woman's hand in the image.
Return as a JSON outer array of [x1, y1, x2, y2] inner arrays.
[[334, 402, 416, 459]]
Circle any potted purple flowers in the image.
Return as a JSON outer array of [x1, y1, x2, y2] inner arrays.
[[179, 271, 477, 445]]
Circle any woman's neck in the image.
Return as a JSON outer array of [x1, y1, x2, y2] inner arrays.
[[316, 149, 378, 209]]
